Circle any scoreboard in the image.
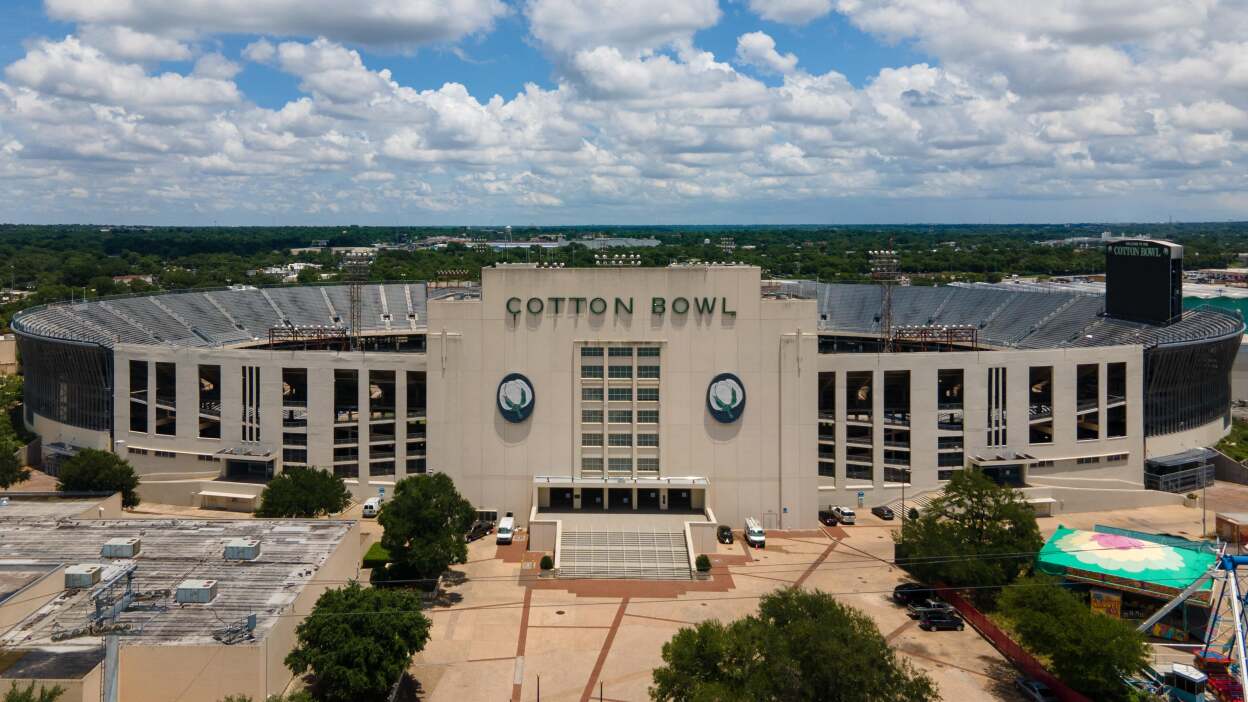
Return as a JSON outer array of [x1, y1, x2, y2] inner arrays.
[[1105, 239, 1183, 325]]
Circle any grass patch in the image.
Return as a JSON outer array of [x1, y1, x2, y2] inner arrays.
[[1216, 419, 1248, 463], [363, 542, 391, 570]]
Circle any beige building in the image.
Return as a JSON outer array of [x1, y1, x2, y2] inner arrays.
[[0, 333, 16, 375], [9, 261, 1243, 530], [0, 497, 359, 702]]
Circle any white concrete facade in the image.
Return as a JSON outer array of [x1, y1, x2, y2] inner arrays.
[[18, 265, 1237, 528]]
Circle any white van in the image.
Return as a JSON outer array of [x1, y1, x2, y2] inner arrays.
[[362, 497, 382, 518], [744, 517, 766, 549], [496, 515, 516, 545]]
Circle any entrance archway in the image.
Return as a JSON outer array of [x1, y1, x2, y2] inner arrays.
[[637, 488, 660, 510], [668, 488, 692, 511], [607, 488, 632, 510]]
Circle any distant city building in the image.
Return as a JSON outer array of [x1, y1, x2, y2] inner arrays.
[[111, 274, 154, 285], [0, 334, 16, 375]]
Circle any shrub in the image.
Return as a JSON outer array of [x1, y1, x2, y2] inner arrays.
[[540, 554, 554, 570], [56, 449, 140, 508], [254, 467, 351, 518], [363, 542, 391, 570], [695, 554, 711, 572]]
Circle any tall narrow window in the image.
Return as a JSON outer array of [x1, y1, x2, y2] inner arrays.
[[129, 360, 148, 433], [198, 365, 221, 439], [986, 367, 1007, 447], [846, 371, 872, 423], [154, 362, 176, 436], [1028, 366, 1053, 444], [334, 369, 358, 424], [1076, 364, 1099, 441], [406, 371, 426, 417], [1107, 362, 1127, 438], [241, 366, 260, 442], [369, 370, 396, 420]]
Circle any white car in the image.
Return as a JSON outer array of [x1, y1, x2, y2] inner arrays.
[[832, 506, 856, 525]]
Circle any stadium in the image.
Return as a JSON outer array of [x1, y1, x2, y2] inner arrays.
[[11, 240, 1243, 530]]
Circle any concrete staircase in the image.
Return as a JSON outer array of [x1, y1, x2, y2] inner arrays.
[[883, 489, 943, 517], [557, 528, 692, 580]]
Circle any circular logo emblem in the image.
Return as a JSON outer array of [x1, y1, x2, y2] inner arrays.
[[497, 373, 535, 423], [707, 372, 746, 423]]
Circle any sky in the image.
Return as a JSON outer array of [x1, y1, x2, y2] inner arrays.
[[0, 1, 1246, 225]]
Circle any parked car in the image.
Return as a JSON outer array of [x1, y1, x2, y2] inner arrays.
[[918, 612, 964, 631], [744, 517, 766, 548], [362, 497, 382, 518], [907, 598, 955, 619], [831, 506, 856, 525], [818, 510, 838, 526], [1013, 677, 1059, 702], [717, 525, 734, 544], [870, 505, 895, 520], [892, 582, 933, 606], [496, 514, 516, 545], [465, 520, 494, 542]]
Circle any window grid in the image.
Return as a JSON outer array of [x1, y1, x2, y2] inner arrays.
[[578, 342, 661, 479]]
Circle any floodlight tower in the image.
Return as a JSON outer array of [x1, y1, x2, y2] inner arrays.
[[343, 251, 373, 350], [870, 241, 900, 352]]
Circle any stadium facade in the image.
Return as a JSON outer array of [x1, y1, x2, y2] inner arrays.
[[12, 245, 1243, 528]]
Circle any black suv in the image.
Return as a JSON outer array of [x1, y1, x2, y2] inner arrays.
[[892, 582, 933, 606], [818, 510, 838, 526], [918, 612, 965, 631], [717, 525, 734, 544], [465, 520, 494, 542]]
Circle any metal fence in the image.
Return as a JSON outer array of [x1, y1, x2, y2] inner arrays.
[[942, 589, 1092, 702]]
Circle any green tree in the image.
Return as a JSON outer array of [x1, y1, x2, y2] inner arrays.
[[650, 588, 937, 702], [894, 469, 1041, 599], [285, 582, 430, 702], [4, 682, 64, 702], [1000, 576, 1147, 700], [378, 473, 475, 582], [0, 436, 30, 489], [255, 467, 351, 518], [56, 449, 140, 508]]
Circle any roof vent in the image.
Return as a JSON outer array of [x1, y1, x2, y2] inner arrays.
[[102, 537, 140, 558], [65, 564, 103, 589], [176, 579, 218, 604], [224, 538, 261, 561]]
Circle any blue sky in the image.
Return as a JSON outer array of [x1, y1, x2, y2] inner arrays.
[[0, 0, 1245, 224]]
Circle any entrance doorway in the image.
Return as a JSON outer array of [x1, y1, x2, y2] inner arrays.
[[607, 488, 632, 511], [549, 488, 574, 509], [225, 459, 274, 483], [637, 488, 660, 510], [583, 488, 605, 510], [668, 488, 692, 511], [980, 464, 1023, 487]]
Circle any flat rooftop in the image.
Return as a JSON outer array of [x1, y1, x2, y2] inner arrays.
[[0, 493, 111, 521], [0, 563, 59, 606], [0, 518, 353, 648]]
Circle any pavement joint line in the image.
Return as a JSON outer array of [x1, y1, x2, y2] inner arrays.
[[510, 586, 534, 702], [466, 655, 519, 664], [622, 612, 700, 627], [899, 649, 998, 680], [794, 537, 841, 588], [884, 618, 917, 643], [528, 624, 613, 629], [730, 571, 798, 584], [580, 597, 630, 702]]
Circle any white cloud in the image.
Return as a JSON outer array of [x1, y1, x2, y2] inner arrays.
[[45, 0, 508, 47], [526, 0, 721, 54], [78, 25, 192, 62], [736, 32, 798, 74], [5, 37, 240, 108], [748, 0, 834, 25], [4, 2, 1248, 223]]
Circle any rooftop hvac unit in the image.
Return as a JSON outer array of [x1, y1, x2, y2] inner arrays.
[[65, 564, 103, 589], [101, 537, 140, 558], [224, 538, 261, 561], [175, 579, 218, 604]]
